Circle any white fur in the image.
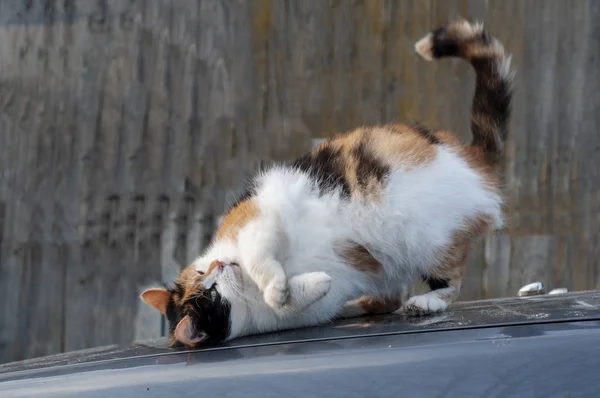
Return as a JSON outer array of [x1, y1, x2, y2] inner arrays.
[[414, 33, 434, 61], [404, 289, 452, 314], [192, 145, 502, 340]]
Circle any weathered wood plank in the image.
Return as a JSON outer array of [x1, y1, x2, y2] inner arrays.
[[577, 0, 600, 292]]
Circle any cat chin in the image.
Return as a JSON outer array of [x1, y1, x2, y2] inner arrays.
[[231, 264, 243, 281], [223, 263, 243, 284], [217, 264, 244, 296]]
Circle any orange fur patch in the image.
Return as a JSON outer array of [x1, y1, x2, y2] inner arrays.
[[371, 124, 437, 167], [205, 260, 223, 275], [217, 199, 260, 241], [140, 288, 171, 314], [433, 130, 461, 146], [319, 124, 438, 201], [337, 243, 382, 274], [172, 260, 226, 305], [357, 296, 401, 314], [462, 145, 502, 189], [172, 266, 201, 305]]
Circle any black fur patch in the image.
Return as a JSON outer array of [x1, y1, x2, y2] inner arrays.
[[351, 141, 390, 189], [423, 276, 450, 291], [431, 27, 459, 59], [166, 283, 231, 346], [411, 124, 440, 144], [292, 146, 351, 198], [471, 58, 512, 152]]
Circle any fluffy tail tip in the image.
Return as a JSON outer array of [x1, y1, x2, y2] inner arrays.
[[414, 19, 486, 62], [414, 33, 434, 61]]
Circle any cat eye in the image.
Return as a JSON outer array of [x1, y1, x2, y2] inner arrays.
[[197, 270, 205, 276]]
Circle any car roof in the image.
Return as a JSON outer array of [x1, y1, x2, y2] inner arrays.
[[2, 290, 600, 376]]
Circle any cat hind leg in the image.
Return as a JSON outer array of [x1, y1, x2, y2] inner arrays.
[[337, 296, 401, 319], [403, 255, 466, 316]]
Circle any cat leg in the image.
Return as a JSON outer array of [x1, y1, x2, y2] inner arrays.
[[402, 281, 458, 315], [238, 220, 291, 310], [239, 252, 289, 310], [278, 272, 333, 312], [403, 216, 491, 315], [403, 251, 467, 316], [253, 257, 290, 310], [337, 296, 401, 319]]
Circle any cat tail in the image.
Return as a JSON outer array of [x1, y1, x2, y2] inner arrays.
[[415, 20, 513, 166]]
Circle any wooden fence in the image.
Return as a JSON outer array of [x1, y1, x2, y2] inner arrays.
[[1, 0, 599, 364]]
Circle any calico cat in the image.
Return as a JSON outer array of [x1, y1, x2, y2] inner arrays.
[[141, 20, 512, 348]]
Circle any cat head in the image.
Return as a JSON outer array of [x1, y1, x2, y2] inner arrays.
[[141, 257, 247, 348], [142, 197, 261, 347]]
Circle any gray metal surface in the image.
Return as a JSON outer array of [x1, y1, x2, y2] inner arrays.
[[0, 291, 599, 397], [2, 291, 600, 374], [0, 321, 599, 397]]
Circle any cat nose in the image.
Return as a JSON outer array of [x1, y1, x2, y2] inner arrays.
[[217, 261, 225, 270]]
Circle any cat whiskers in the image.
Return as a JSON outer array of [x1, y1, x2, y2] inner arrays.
[[220, 273, 244, 300]]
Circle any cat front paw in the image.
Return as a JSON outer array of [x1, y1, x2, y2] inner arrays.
[[402, 293, 448, 316], [264, 278, 290, 309], [305, 272, 332, 301]]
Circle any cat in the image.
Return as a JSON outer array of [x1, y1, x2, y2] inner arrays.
[[141, 19, 512, 348]]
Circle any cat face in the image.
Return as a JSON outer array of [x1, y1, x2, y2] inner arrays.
[[141, 259, 245, 348], [141, 197, 266, 347]]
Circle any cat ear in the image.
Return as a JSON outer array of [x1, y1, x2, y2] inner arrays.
[[140, 288, 171, 315], [174, 315, 209, 347]]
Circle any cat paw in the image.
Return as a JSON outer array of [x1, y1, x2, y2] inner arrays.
[[306, 272, 332, 300], [402, 293, 448, 316], [264, 278, 289, 309]]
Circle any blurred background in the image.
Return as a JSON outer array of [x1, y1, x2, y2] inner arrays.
[[0, 0, 599, 364]]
